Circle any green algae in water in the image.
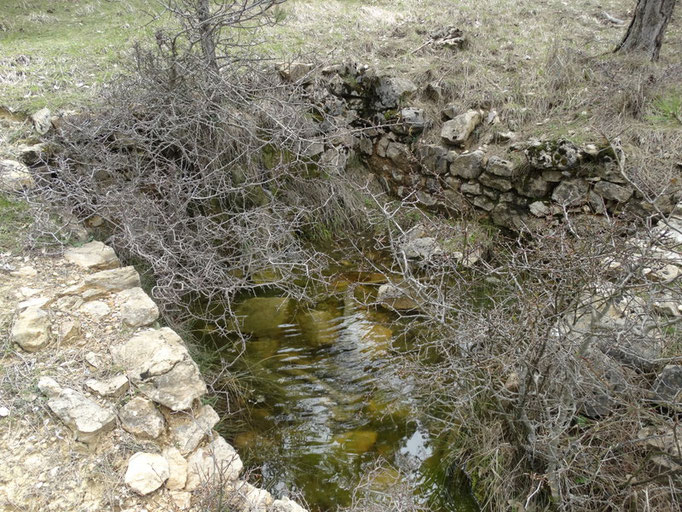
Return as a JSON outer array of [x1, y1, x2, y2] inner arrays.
[[236, 297, 292, 337], [333, 430, 379, 454], [202, 285, 478, 512]]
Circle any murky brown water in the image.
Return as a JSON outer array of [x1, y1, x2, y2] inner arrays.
[[195, 272, 478, 511]]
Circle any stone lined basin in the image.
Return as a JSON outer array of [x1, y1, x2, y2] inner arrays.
[[196, 273, 478, 511]]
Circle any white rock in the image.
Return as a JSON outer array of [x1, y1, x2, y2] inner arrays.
[[15, 142, 45, 165], [270, 497, 308, 512], [440, 109, 482, 146], [377, 284, 419, 311], [0, 406, 9, 418], [163, 447, 188, 490], [45, 387, 116, 442], [59, 319, 81, 342], [84, 374, 129, 398], [0, 159, 35, 192], [654, 301, 681, 317], [400, 237, 441, 260], [18, 286, 40, 298], [656, 218, 682, 246], [276, 61, 314, 82], [171, 405, 220, 455], [227, 481, 274, 512], [529, 201, 550, 217], [84, 351, 102, 369], [111, 328, 206, 411], [64, 241, 120, 270], [67, 266, 141, 299], [184, 436, 243, 491], [137, 361, 207, 412], [16, 296, 50, 311], [643, 264, 680, 283], [10, 265, 37, 278], [119, 396, 165, 439], [117, 287, 159, 328], [11, 306, 50, 352], [80, 300, 110, 319], [170, 491, 192, 510], [37, 376, 62, 397], [111, 327, 188, 380], [124, 452, 169, 495], [31, 107, 52, 135]]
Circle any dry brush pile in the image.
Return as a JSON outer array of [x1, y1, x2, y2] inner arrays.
[[369, 210, 682, 511], [31, 42, 366, 331]]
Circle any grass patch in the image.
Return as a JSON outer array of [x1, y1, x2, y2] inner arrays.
[[0, 0, 155, 112], [0, 194, 30, 253], [650, 89, 682, 124]]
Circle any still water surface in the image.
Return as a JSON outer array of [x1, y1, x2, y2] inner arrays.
[[195, 272, 478, 511]]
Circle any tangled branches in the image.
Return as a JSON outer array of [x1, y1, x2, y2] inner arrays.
[[33, 35, 364, 329], [374, 211, 682, 511]]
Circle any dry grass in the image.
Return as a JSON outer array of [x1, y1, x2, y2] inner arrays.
[[265, 0, 681, 195], [0, 0, 152, 112]]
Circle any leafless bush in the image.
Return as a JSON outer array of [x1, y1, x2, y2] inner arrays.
[[355, 193, 682, 511], [31, 3, 366, 333], [158, 0, 286, 71]]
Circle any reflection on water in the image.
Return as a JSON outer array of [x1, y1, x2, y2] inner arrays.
[[195, 274, 478, 512]]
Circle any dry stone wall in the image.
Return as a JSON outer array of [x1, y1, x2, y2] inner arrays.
[[0, 241, 306, 512], [292, 62, 680, 231]]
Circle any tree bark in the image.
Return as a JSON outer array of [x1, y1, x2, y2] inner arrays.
[[615, 0, 676, 60], [197, 0, 219, 72]]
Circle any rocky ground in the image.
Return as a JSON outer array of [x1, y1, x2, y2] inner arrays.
[[0, 241, 306, 512]]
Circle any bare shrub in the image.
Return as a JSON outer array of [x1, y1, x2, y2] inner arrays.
[[414, 222, 680, 510], [32, 5, 366, 333], [352, 193, 682, 511]]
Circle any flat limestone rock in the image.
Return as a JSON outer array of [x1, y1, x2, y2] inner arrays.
[[67, 266, 141, 299], [111, 328, 188, 380], [17, 296, 51, 311], [84, 374, 129, 399], [441, 109, 482, 146], [119, 396, 165, 439], [0, 159, 35, 192], [112, 328, 206, 411], [45, 387, 116, 443], [639, 425, 682, 472], [79, 300, 111, 319], [184, 435, 243, 491], [377, 283, 419, 311], [117, 287, 159, 328], [171, 404, 220, 455], [137, 360, 206, 412], [271, 497, 308, 512], [64, 241, 120, 271], [226, 481, 274, 512], [163, 447, 188, 490], [10, 265, 37, 278], [124, 452, 169, 495], [170, 491, 192, 510], [11, 306, 50, 352]]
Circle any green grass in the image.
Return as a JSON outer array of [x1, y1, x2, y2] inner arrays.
[[0, 194, 30, 253], [650, 89, 682, 124], [0, 0, 154, 112]]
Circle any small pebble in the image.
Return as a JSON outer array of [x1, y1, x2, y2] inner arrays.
[[0, 406, 10, 417]]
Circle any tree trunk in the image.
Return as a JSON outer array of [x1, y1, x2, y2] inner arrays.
[[197, 0, 219, 72], [615, 0, 676, 61]]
